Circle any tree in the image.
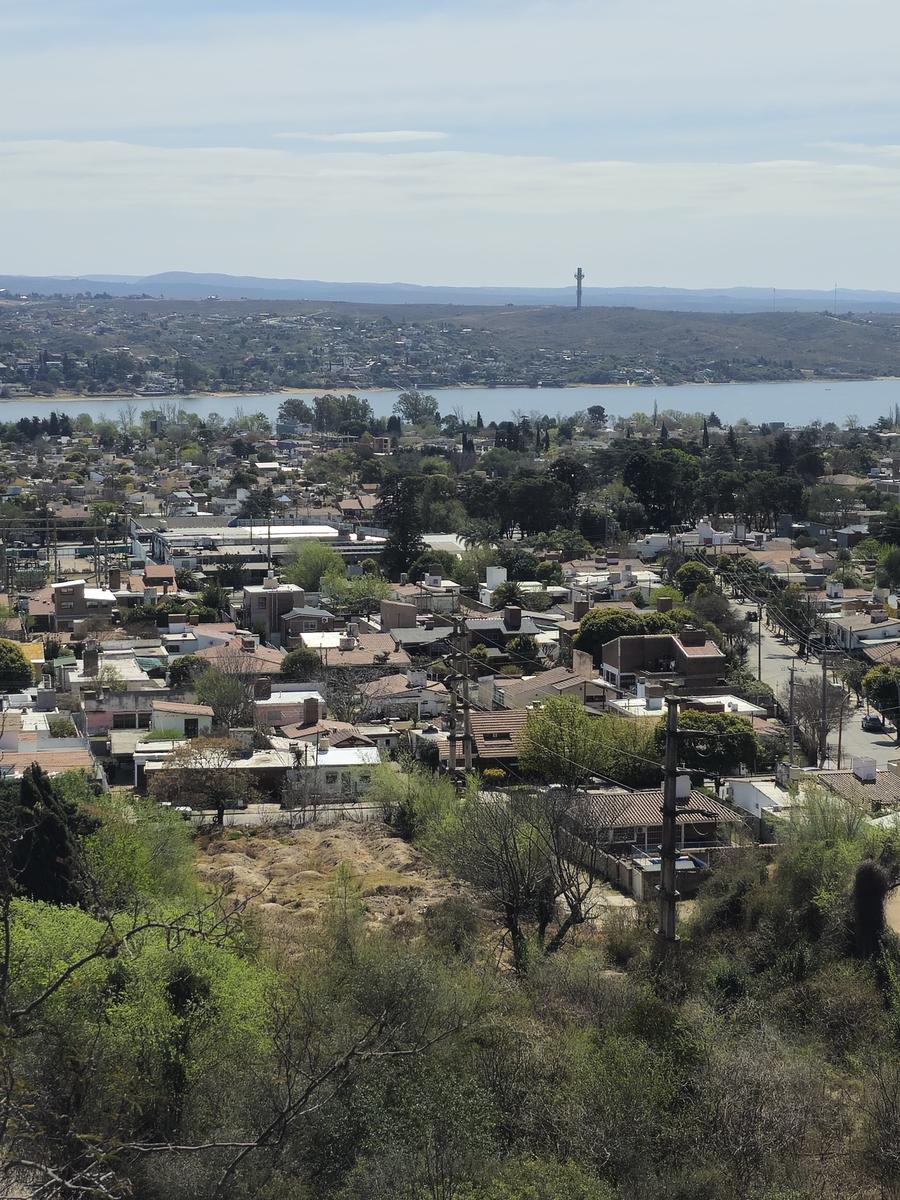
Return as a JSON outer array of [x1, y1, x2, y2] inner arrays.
[[518, 696, 601, 789], [490, 580, 526, 609], [169, 654, 203, 688], [380, 477, 426, 579], [506, 634, 544, 674], [150, 737, 252, 825], [215, 551, 246, 590], [877, 547, 900, 589], [283, 541, 344, 591], [657, 709, 763, 778], [195, 660, 256, 728], [281, 645, 323, 682], [863, 664, 900, 731], [789, 676, 852, 763], [325, 569, 391, 615], [2, 765, 97, 905], [0, 639, 32, 692], [573, 607, 674, 663], [326, 668, 377, 724], [278, 396, 314, 424], [536, 560, 564, 586], [394, 391, 440, 426], [674, 560, 714, 597]]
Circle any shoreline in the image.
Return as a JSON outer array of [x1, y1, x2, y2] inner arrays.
[[3, 375, 899, 405]]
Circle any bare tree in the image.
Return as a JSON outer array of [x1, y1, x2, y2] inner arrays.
[[150, 737, 252, 824], [326, 667, 378, 725], [784, 676, 850, 766], [195, 650, 260, 728]]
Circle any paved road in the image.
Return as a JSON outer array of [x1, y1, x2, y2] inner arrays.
[[735, 598, 899, 769]]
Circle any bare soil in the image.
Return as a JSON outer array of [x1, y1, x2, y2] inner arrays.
[[195, 821, 471, 933]]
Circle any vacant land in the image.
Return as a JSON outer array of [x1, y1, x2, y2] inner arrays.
[[196, 821, 472, 931]]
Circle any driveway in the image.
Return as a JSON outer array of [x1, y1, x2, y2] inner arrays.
[[734, 598, 897, 769]]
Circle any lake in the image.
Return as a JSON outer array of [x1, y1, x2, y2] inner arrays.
[[3, 379, 900, 428]]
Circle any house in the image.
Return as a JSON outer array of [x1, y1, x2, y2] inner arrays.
[[493, 662, 613, 712], [571, 788, 742, 859], [299, 629, 410, 675], [823, 612, 900, 653], [252, 688, 327, 729], [151, 699, 214, 738], [193, 634, 287, 678], [358, 668, 448, 719], [0, 706, 95, 780], [238, 575, 308, 643], [51, 579, 117, 632], [610, 686, 766, 722], [467, 607, 541, 653], [278, 603, 336, 647], [390, 576, 462, 614], [601, 629, 727, 691]]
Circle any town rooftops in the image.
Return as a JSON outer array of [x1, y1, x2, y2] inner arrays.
[[580, 789, 741, 831], [152, 700, 215, 717]]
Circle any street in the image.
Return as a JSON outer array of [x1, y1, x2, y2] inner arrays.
[[734, 599, 899, 769]]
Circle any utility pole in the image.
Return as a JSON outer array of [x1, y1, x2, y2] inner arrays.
[[447, 617, 459, 771], [787, 664, 796, 765], [658, 696, 680, 944], [819, 649, 829, 767], [757, 599, 763, 680], [458, 614, 473, 771]]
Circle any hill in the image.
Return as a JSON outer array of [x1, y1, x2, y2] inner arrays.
[[5, 271, 900, 312]]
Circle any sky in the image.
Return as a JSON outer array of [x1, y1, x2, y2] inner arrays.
[[2, 0, 900, 289]]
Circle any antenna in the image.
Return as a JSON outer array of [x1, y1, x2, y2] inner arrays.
[[574, 266, 584, 310]]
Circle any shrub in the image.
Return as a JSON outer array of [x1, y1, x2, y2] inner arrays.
[[603, 908, 644, 969]]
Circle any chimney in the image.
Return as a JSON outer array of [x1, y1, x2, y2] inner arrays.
[[83, 641, 100, 677], [573, 599, 590, 621], [302, 695, 320, 726], [679, 626, 707, 646], [504, 605, 522, 631], [108, 567, 122, 590], [656, 595, 673, 613], [263, 572, 278, 590], [644, 685, 665, 712]]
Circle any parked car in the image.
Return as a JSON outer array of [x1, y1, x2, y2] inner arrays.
[[862, 715, 884, 732]]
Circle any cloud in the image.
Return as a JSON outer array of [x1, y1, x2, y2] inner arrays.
[[2, 0, 900, 142], [273, 130, 448, 144], [3, 138, 900, 288]]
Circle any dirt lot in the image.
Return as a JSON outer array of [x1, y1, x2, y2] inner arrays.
[[196, 821, 472, 932]]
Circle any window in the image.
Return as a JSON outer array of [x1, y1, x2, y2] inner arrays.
[[184, 718, 199, 737], [113, 713, 137, 729], [60, 602, 74, 611]]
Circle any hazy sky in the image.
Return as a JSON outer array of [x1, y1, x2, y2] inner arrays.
[[2, 0, 900, 288]]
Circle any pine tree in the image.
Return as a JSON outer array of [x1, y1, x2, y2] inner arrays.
[[9, 765, 97, 905], [476, 411, 484, 431], [702, 418, 710, 449]]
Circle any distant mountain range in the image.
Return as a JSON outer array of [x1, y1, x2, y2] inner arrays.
[[4, 271, 900, 313]]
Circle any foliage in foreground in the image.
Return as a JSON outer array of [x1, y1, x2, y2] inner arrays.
[[6, 768, 900, 1198]]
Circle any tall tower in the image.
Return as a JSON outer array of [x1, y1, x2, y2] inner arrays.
[[575, 266, 585, 309]]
